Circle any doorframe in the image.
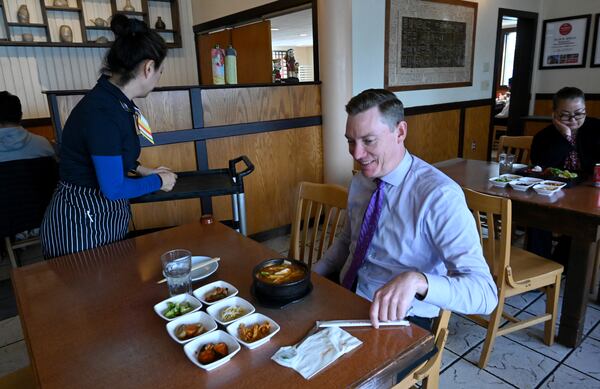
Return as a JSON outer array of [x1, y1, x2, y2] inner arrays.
[[487, 8, 538, 160]]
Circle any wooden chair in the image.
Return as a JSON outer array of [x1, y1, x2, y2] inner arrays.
[[463, 188, 563, 368], [289, 181, 348, 270], [0, 366, 36, 388], [0, 157, 58, 267], [497, 135, 533, 164], [392, 310, 452, 389]]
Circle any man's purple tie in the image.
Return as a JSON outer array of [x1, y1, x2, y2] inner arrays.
[[342, 178, 385, 289]]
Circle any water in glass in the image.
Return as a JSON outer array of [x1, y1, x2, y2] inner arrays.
[[161, 249, 192, 296]]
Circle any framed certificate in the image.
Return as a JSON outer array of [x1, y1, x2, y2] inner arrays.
[[539, 14, 591, 69], [591, 14, 600, 67]]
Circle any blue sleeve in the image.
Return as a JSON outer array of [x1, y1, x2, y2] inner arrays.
[[92, 155, 162, 200]]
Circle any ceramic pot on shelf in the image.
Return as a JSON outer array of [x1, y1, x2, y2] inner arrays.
[[53, 0, 68, 7], [155, 17, 166, 30], [89, 18, 108, 27], [123, 0, 135, 12], [22, 33, 33, 42], [59, 25, 73, 42], [17, 4, 29, 24]]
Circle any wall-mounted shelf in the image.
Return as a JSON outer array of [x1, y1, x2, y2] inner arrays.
[[0, 0, 181, 47]]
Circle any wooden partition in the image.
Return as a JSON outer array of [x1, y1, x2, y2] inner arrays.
[[46, 83, 322, 235], [402, 99, 491, 164]]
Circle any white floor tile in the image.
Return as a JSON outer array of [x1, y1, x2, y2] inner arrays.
[[445, 314, 487, 356], [440, 349, 460, 371], [589, 323, 600, 341], [563, 337, 600, 380], [0, 317, 23, 348], [464, 336, 559, 389], [261, 235, 291, 254], [505, 290, 543, 310], [525, 293, 563, 318], [538, 364, 600, 389], [0, 340, 29, 377], [505, 312, 571, 361], [439, 359, 515, 388]]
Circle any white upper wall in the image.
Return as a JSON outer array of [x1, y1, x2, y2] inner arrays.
[[532, 0, 600, 94], [351, 0, 542, 107], [191, 0, 272, 24]]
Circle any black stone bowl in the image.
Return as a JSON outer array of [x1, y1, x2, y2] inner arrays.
[[252, 258, 311, 301]]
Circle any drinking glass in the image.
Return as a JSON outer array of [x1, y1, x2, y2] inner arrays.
[[499, 153, 514, 175], [161, 249, 192, 296]]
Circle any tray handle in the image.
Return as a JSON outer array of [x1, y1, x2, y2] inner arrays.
[[229, 155, 255, 178]]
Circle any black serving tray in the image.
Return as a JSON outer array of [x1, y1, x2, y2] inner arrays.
[[515, 167, 583, 188]]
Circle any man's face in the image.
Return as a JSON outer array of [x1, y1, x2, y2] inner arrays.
[[345, 106, 407, 178], [555, 97, 586, 131]]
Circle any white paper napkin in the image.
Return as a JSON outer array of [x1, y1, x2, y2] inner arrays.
[[271, 326, 362, 380]]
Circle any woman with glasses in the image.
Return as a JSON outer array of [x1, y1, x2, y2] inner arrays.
[[528, 87, 600, 266], [530, 87, 600, 176]]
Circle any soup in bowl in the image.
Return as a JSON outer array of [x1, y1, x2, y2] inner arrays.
[[252, 258, 310, 301]]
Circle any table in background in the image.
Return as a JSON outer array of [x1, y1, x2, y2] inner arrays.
[[436, 158, 600, 348], [12, 222, 433, 388]]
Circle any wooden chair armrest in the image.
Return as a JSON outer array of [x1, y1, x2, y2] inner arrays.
[[413, 328, 448, 381], [505, 266, 531, 288]]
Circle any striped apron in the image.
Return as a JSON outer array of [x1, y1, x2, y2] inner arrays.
[[40, 181, 130, 259]]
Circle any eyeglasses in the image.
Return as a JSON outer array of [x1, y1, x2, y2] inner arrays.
[[558, 110, 586, 122]]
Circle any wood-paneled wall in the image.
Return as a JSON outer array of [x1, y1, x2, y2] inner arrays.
[[405, 110, 461, 163], [534, 98, 600, 117], [463, 105, 491, 161], [207, 125, 323, 235], [202, 84, 321, 126]]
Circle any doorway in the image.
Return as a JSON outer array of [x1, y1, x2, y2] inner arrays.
[[488, 9, 538, 160]]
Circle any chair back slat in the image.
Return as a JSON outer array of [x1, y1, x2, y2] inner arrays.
[[463, 188, 512, 282], [497, 136, 533, 164], [290, 182, 348, 269]]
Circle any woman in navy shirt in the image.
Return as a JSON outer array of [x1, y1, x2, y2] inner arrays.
[[41, 15, 177, 258]]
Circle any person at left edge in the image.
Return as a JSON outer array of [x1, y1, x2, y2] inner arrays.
[[40, 14, 177, 259]]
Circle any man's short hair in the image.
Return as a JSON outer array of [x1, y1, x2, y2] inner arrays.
[[553, 87, 585, 110], [0, 91, 23, 124], [345, 89, 404, 130]]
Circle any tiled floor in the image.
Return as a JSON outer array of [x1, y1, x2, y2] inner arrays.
[[1, 238, 599, 388]]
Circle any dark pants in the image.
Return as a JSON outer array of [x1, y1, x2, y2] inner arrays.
[[526, 227, 571, 271]]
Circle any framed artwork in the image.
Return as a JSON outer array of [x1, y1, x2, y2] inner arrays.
[[384, 0, 478, 91], [591, 14, 600, 67], [539, 14, 591, 69]]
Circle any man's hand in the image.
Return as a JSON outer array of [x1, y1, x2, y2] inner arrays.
[[369, 271, 429, 328], [552, 113, 571, 137]]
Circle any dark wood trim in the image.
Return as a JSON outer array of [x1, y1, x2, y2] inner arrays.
[[535, 93, 600, 100], [311, 0, 319, 82], [47, 94, 63, 144], [42, 81, 322, 95], [404, 98, 491, 116], [458, 108, 465, 158], [592, 14, 600, 67], [21, 117, 51, 127], [137, 116, 323, 147], [190, 88, 203, 128], [538, 14, 591, 70], [195, 139, 212, 214], [192, 0, 312, 34]]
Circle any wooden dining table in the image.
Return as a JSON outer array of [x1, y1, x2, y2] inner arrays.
[[12, 222, 434, 388], [436, 158, 600, 348]]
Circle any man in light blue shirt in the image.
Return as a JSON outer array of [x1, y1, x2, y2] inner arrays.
[[314, 89, 498, 327]]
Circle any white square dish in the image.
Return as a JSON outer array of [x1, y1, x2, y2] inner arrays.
[[153, 293, 202, 321], [183, 330, 241, 371], [533, 183, 563, 196], [206, 296, 255, 325], [193, 280, 239, 306], [166, 311, 218, 344], [226, 312, 281, 349], [509, 177, 543, 191], [489, 174, 522, 187]]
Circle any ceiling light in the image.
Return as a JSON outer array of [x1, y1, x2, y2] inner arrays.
[[271, 28, 280, 31], [299, 33, 308, 37]]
